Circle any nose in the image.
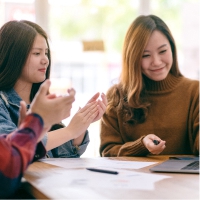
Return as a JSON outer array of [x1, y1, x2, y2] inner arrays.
[[152, 54, 162, 66], [41, 55, 49, 65]]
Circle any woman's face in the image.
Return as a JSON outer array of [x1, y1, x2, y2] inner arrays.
[[141, 30, 173, 81], [19, 34, 49, 84]]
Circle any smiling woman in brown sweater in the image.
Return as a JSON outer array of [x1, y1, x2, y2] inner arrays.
[[100, 15, 199, 157]]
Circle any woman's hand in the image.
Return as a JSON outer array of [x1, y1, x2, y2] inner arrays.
[[67, 101, 99, 140], [18, 80, 76, 143], [67, 92, 107, 146], [142, 134, 166, 154], [86, 92, 107, 123]]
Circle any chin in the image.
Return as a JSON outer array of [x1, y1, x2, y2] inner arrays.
[[149, 74, 168, 81], [33, 79, 45, 84], [37, 76, 46, 82]]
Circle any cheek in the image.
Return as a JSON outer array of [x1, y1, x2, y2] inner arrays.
[[21, 64, 29, 75], [19, 66, 30, 81], [166, 50, 173, 65], [141, 59, 149, 71]]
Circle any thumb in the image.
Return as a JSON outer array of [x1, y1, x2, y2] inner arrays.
[[37, 79, 51, 97]]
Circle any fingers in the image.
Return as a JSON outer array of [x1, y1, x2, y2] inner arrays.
[[153, 141, 166, 154], [39, 79, 51, 96], [68, 88, 76, 97], [92, 103, 104, 121], [96, 93, 107, 114], [81, 92, 107, 114], [84, 104, 98, 122], [101, 93, 107, 106], [150, 140, 166, 154], [75, 102, 98, 122], [90, 94, 107, 122], [62, 95, 75, 107], [78, 101, 97, 113], [143, 134, 166, 155], [37, 79, 51, 97], [47, 94, 57, 99], [87, 92, 100, 103], [97, 104, 104, 117], [61, 88, 76, 104], [97, 99, 106, 112]]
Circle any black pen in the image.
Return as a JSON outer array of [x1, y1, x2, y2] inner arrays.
[[153, 139, 160, 145], [86, 168, 119, 175]]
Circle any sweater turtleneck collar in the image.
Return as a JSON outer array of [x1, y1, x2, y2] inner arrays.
[[143, 73, 183, 92]]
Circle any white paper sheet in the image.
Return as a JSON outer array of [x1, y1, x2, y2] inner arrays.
[[32, 168, 171, 192], [40, 157, 156, 170]]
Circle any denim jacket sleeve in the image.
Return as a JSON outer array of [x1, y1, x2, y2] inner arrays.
[[49, 130, 90, 158], [0, 100, 48, 148], [0, 99, 18, 134]]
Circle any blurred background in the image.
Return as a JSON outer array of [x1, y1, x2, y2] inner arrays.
[[0, 0, 199, 157]]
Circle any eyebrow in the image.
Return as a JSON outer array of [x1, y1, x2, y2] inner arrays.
[[144, 44, 167, 52], [32, 47, 49, 51]]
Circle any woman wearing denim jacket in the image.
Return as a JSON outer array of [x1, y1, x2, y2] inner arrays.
[[0, 20, 107, 158]]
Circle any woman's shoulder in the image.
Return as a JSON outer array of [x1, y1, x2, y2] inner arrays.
[[0, 90, 11, 109], [179, 76, 199, 99], [0, 93, 11, 125], [0, 88, 21, 107], [181, 76, 199, 90], [182, 76, 199, 83], [0, 92, 10, 114]]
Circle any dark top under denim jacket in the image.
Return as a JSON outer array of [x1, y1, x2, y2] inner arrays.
[[0, 88, 90, 158]]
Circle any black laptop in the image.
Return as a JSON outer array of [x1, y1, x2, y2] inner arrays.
[[149, 156, 199, 174]]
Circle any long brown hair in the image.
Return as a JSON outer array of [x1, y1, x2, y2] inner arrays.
[[107, 15, 182, 124]]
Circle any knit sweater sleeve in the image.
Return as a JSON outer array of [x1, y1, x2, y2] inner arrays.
[[0, 113, 46, 198], [189, 82, 199, 155], [100, 86, 149, 157]]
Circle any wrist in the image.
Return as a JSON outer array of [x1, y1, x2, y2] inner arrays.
[[73, 132, 85, 146]]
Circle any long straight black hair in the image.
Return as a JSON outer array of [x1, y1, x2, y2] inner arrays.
[[0, 20, 51, 101]]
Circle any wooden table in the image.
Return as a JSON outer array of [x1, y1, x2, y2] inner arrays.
[[23, 156, 199, 199]]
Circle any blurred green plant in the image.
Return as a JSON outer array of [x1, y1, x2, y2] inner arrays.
[[49, 0, 198, 52]]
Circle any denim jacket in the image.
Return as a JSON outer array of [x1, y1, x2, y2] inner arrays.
[[0, 88, 90, 158]]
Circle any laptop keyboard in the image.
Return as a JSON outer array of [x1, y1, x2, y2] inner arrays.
[[181, 161, 199, 170]]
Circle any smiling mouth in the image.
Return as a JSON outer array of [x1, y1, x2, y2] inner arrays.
[[150, 67, 164, 72]]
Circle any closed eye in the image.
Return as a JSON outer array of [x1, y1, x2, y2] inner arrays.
[[33, 52, 40, 55], [160, 50, 167, 54], [142, 54, 150, 58]]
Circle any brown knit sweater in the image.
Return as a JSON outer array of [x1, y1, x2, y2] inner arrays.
[[100, 73, 199, 156]]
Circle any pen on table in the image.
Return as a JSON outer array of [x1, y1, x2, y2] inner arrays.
[[153, 140, 160, 145], [86, 168, 119, 175]]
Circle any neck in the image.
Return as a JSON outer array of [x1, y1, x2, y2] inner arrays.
[[143, 73, 182, 92], [14, 80, 32, 104]]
